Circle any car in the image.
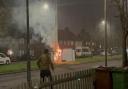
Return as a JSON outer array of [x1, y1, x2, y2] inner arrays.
[[92, 49, 101, 55], [0, 53, 11, 64], [111, 50, 118, 55], [75, 47, 92, 57], [100, 51, 111, 56]]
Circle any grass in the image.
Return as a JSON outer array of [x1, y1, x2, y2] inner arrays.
[[76, 55, 122, 63], [0, 62, 27, 73], [0, 55, 122, 74], [0, 61, 40, 74]]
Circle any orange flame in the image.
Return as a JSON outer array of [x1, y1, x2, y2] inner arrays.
[[52, 43, 62, 63]]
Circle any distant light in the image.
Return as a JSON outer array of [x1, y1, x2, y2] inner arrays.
[[34, 85, 38, 89], [78, 78, 80, 81], [92, 42, 94, 46], [127, 49, 128, 53], [102, 20, 105, 25], [43, 3, 49, 10], [99, 45, 102, 48], [7, 49, 13, 56]]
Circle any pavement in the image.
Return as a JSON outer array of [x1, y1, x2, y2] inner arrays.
[[0, 60, 122, 89]]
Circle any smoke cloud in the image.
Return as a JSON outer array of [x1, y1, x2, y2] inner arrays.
[[11, 0, 57, 46]]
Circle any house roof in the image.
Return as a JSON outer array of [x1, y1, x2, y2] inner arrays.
[[58, 28, 78, 41]]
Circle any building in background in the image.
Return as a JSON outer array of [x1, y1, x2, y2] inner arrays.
[[58, 28, 82, 49], [0, 35, 45, 61]]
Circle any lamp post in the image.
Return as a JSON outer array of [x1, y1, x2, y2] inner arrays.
[[55, 0, 58, 44], [26, 0, 31, 88], [104, 0, 108, 67]]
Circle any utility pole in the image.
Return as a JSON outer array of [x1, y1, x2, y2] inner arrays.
[[26, 0, 31, 88], [55, 0, 58, 44], [104, 0, 108, 67]]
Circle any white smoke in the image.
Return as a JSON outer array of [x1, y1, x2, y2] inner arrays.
[[11, 0, 57, 47]]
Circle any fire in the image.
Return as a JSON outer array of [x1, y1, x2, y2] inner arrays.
[[52, 43, 62, 63], [54, 48, 62, 63]]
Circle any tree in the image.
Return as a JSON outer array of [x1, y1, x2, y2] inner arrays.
[[0, 0, 11, 37], [113, 0, 128, 67]]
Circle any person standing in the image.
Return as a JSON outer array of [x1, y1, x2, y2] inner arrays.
[[37, 49, 54, 89]]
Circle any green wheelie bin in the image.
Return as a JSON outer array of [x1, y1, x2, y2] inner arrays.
[[112, 68, 128, 89]]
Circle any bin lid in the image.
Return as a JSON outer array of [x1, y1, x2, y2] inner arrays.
[[111, 67, 128, 73], [96, 66, 114, 71]]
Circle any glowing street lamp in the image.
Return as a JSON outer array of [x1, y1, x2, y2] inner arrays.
[[101, 20, 105, 25], [99, 18, 110, 67], [43, 3, 49, 10]]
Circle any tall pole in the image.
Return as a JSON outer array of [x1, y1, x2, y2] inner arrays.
[[55, 0, 58, 46], [104, 0, 108, 66], [26, 0, 31, 88]]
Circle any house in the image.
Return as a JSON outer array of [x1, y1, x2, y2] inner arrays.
[[58, 28, 82, 49], [58, 28, 97, 53]]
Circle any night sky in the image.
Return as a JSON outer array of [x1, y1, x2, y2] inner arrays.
[[58, 0, 118, 34], [2, 0, 120, 36], [0, 0, 121, 47]]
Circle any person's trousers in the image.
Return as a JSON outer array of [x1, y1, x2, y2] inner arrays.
[[40, 70, 53, 89]]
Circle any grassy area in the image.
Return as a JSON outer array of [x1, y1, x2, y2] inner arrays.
[[0, 61, 40, 74], [0, 55, 122, 74], [0, 62, 27, 73], [76, 55, 122, 63]]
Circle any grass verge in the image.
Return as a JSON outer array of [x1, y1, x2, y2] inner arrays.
[[0, 55, 121, 74], [76, 55, 122, 63]]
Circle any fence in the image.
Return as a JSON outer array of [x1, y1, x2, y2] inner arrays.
[[10, 69, 95, 89]]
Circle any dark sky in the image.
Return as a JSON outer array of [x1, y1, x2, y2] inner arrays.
[[58, 0, 118, 34], [2, 0, 119, 35]]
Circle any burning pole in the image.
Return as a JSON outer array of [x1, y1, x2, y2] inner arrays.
[[26, 0, 31, 88]]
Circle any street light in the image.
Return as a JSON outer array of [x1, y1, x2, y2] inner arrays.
[[104, 0, 108, 67], [26, 0, 31, 88], [102, 20, 105, 25], [43, 3, 49, 10]]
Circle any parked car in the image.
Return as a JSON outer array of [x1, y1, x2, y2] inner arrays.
[[92, 49, 101, 55], [75, 47, 92, 57], [100, 51, 111, 56], [111, 50, 119, 55], [0, 53, 11, 64]]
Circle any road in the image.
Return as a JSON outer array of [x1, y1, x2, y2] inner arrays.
[[0, 60, 121, 89]]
